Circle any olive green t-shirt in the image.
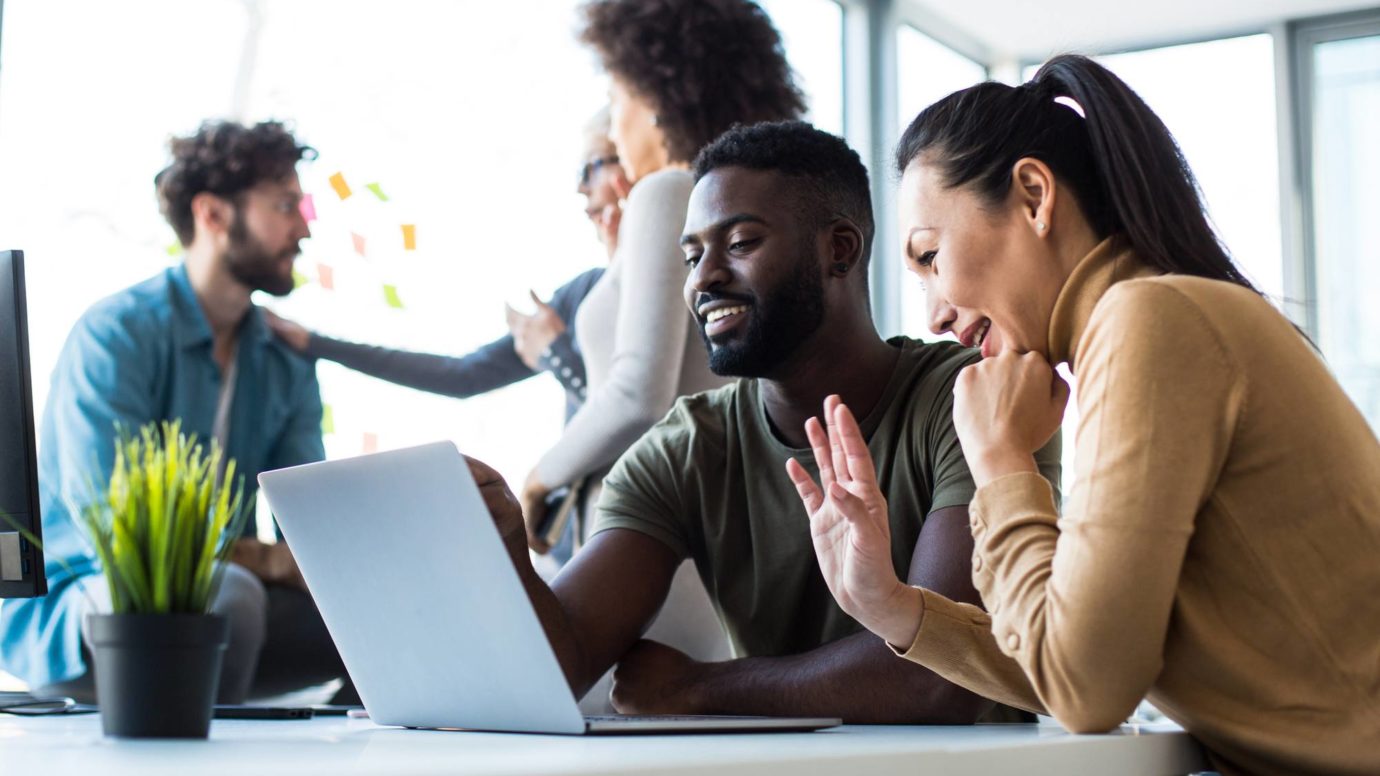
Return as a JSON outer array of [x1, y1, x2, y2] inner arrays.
[[593, 337, 1062, 659]]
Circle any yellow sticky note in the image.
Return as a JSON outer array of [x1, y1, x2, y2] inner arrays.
[[401, 224, 417, 251], [367, 183, 389, 202], [383, 284, 405, 309], [321, 404, 335, 435], [293, 268, 309, 289], [329, 172, 352, 200], [165, 242, 182, 257]]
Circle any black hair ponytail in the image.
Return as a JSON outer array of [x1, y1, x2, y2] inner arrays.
[[895, 54, 1261, 294]]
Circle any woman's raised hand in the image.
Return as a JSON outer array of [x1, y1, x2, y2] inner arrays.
[[785, 396, 924, 648]]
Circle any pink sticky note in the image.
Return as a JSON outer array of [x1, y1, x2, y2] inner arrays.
[[351, 232, 367, 257], [299, 194, 317, 223], [362, 432, 378, 454], [316, 263, 335, 291]]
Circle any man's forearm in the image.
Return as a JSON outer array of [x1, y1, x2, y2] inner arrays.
[[513, 561, 602, 698], [690, 630, 994, 724]]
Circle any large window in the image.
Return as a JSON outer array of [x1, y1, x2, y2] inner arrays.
[[1096, 35, 1285, 300], [760, 0, 845, 136], [1306, 27, 1380, 430], [0, 0, 847, 502], [0, 0, 611, 502]]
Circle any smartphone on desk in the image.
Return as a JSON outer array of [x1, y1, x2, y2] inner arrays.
[[213, 705, 314, 720], [311, 704, 365, 717]]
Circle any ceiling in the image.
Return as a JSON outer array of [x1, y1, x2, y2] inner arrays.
[[900, 0, 1379, 62]]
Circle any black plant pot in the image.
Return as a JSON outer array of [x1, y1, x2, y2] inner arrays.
[[88, 613, 228, 738]]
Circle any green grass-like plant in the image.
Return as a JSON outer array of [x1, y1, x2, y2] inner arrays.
[[78, 420, 248, 614]]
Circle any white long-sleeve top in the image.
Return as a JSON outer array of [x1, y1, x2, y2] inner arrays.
[[535, 168, 726, 489]]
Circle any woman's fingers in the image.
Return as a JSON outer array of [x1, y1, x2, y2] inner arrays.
[[831, 401, 878, 488], [785, 457, 825, 514], [804, 416, 836, 491], [823, 395, 851, 484]]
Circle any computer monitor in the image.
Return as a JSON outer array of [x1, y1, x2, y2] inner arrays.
[[0, 250, 46, 597]]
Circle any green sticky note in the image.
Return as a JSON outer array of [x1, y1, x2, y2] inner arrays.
[[367, 182, 389, 202], [165, 242, 182, 257], [383, 284, 404, 309], [293, 268, 309, 289], [321, 404, 335, 435]]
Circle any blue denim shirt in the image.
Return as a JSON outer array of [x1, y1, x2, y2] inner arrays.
[[0, 264, 324, 688]]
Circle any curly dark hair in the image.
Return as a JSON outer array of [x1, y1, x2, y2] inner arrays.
[[579, 0, 806, 163], [694, 121, 874, 265], [155, 120, 316, 246]]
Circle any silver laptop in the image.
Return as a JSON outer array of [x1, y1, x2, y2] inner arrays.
[[259, 441, 840, 735]]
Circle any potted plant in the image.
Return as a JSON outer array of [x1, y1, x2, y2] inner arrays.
[[78, 420, 247, 738]]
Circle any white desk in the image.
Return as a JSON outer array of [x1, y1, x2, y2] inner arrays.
[[1, 715, 1206, 775]]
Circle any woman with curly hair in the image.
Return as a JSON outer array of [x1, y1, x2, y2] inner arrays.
[[519, 0, 805, 548], [512, 0, 806, 709]]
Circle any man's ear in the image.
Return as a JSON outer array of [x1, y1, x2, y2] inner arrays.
[[189, 192, 235, 241], [827, 217, 865, 277]]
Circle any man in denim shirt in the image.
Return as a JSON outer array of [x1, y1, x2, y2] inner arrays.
[[0, 120, 352, 704]]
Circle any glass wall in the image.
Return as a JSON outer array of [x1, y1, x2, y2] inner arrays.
[[1309, 30, 1380, 429], [1097, 35, 1285, 300], [760, 0, 845, 136], [0, 0, 845, 501]]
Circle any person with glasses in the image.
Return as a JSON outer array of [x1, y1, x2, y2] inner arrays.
[[1, 121, 355, 706], [265, 109, 626, 563]]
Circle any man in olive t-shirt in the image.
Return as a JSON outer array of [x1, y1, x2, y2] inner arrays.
[[470, 122, 1058, 723], [594, 338, 1046, 661]]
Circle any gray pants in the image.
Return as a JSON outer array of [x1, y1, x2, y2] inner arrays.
[[36, 563, 357, 705]]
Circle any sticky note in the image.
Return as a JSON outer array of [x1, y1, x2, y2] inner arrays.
[[329, 172, 352, 200], [293, 268, 309, 289], [362, 432, 378, 454], [401, 224, 417, 250], [299, 193, 317, 222], [351, 232, 367, 257], [367, 183, 389, 202], [165, 242, 182, 257], [383, 284, 405, 309], [321, 404, 335, 435], [316, 263, 335, 291]]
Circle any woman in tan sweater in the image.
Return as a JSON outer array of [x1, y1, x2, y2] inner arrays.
[[787, 55, 1380, 775]]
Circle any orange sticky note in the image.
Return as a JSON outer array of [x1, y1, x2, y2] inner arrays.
[[329, 172, 352, 200], [316, 263, 335, 291], [401, 224, 416, 251], [351, 232, 367, 257], [362, 432, 378, 454]]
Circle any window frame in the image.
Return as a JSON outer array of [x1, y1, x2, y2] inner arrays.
[[1288, 8, 1380, 340]]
